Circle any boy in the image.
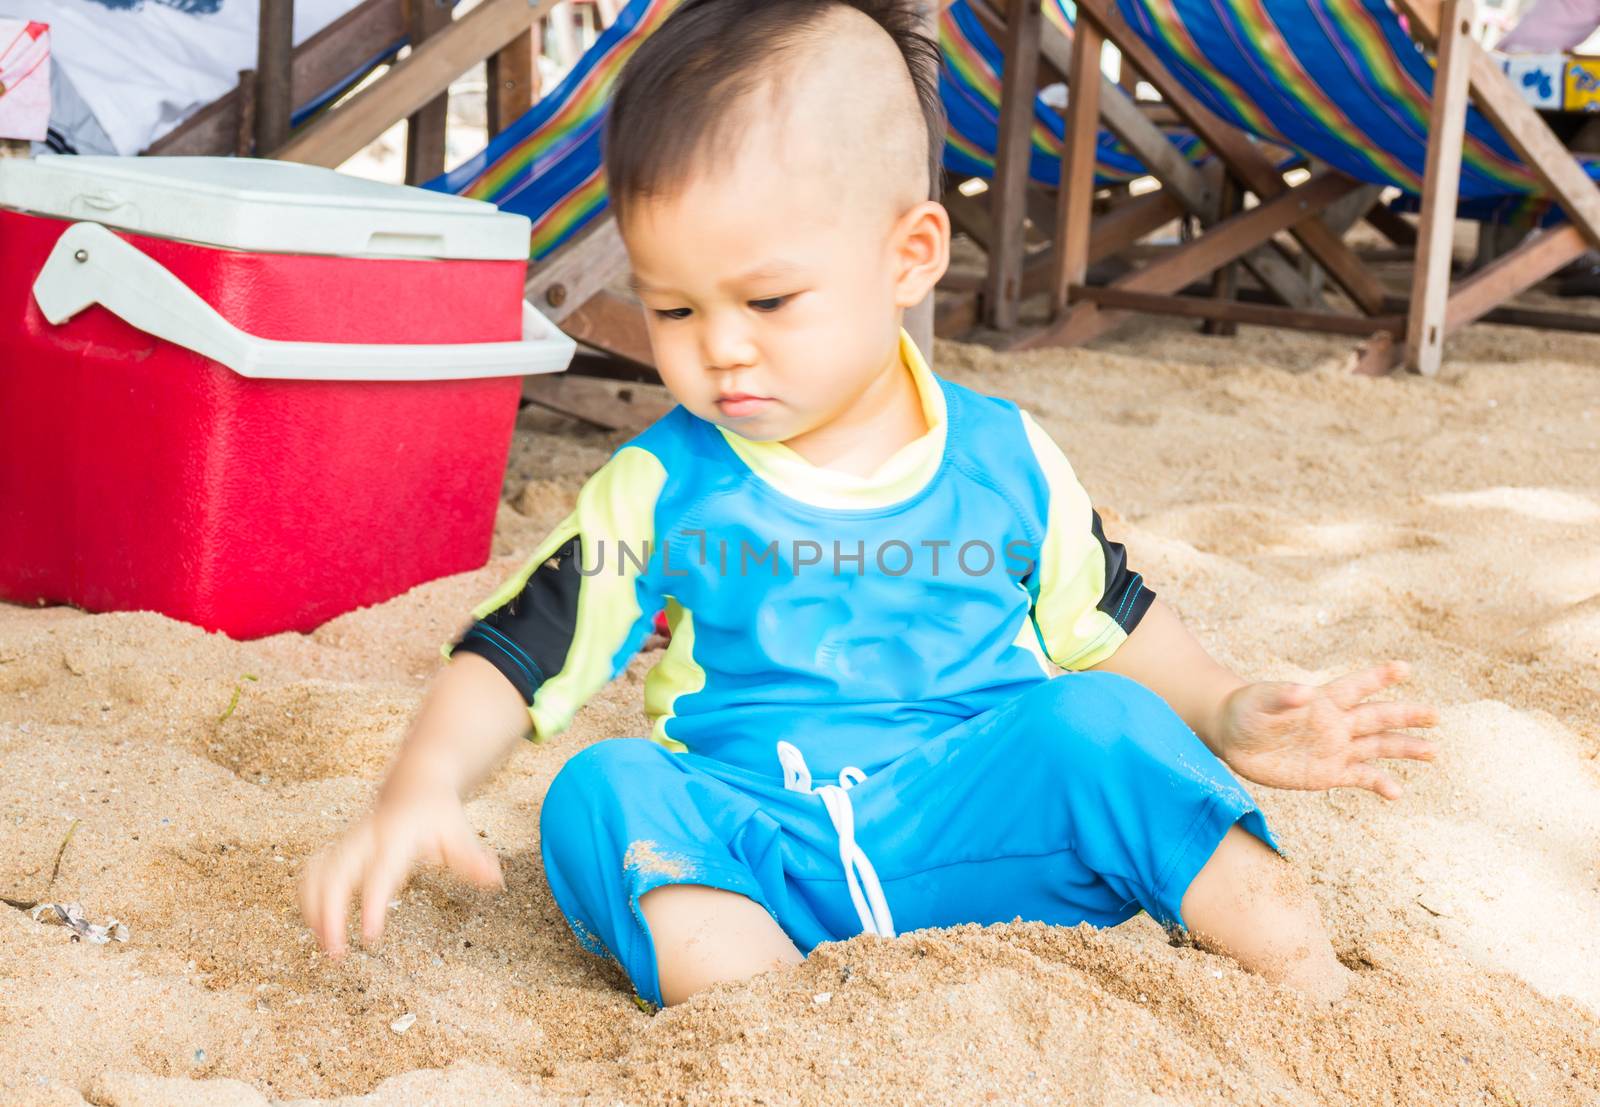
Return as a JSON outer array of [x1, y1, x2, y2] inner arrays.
[[302, 0, 1438, 1010]]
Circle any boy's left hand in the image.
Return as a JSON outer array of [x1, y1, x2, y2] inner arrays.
[[1213, 661, 1438, 800]]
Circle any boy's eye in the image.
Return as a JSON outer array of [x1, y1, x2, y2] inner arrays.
[[653, 307, 693, 321], [749, 296, 788, 313]]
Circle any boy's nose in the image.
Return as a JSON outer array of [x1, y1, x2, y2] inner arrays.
[[700, 318, 759, 372]]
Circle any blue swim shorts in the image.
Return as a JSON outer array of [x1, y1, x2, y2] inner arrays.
[[539, 671, 1277, 1007]]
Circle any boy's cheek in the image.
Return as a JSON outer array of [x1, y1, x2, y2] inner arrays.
[[650, 337, 701, 401]]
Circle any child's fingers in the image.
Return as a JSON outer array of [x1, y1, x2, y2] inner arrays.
[[441, 823, 504, 889], [1344, 763, 1402, 801], [1322, 660, 1410, 709], [1347, 699, 1438, 736], [1351, 731, 1437, 764], [311, 845, 364, 959], [359, 847, 412, 947], [1264, 682, 1313, 712]]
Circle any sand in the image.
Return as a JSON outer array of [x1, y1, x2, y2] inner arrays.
[[3, 314, 1599, 1105]]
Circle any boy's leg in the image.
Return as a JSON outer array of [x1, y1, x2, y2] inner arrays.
[[540, 738, 824, 1007], [1180, 825, 1351, 1003], [638, 884, 803, 1005], [838, 671, 1346, 1001]]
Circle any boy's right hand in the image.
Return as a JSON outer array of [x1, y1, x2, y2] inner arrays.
[[300, 781, 504, 958]]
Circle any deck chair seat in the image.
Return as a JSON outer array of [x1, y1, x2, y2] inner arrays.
[[1115, 0, 1600, 207], [943, 0, 1225, 188], [426, 0, 675, 262]]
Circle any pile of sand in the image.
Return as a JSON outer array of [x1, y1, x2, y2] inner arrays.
[[3, 318, 1598, 1105]]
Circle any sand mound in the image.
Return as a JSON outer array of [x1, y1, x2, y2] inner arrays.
[[3, 322, 1598, 1104]]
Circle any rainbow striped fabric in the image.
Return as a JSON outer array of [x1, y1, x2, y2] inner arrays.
[[429, 0, 1600, 261], [427, 0, 682, 261], [427, 0, 1219, 260], [941, 0, 1215, 187], [1113, 0, 1600, 211]]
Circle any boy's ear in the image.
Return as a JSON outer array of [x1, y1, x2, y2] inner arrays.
[[891, 200, 952, 309]]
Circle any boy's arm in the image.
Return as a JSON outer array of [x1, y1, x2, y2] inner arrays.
[[1084, 597, 1244, 752], [301, 652, 525, 958], [1019, 411, 1437, 798], [1089, 602, 1439, 798], [302, 446, 670, 957], [1017, 409, 1156, 674], [380, 653, 531, 801], [448, 445, 669, 743]]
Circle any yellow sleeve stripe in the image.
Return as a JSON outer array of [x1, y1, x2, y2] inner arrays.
[[470, 513, 581, 622], [1019, 410, 1129, 671], [643, 597, 698, 753], [527, 446, 668, 740], [444, 446, 668, 742]]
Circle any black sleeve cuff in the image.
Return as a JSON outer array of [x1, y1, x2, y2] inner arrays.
[[1091, 510, 1155, 633], [1108, 575, 1155, 634], [452, 622, 546, 705]]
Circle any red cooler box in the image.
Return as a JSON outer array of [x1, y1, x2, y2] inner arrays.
[[0, 156, 574, 638]]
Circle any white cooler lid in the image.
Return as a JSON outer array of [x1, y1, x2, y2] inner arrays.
[[0, 156, 533, 261]]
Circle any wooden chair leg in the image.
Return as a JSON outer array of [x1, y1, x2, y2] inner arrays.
[[274, 0, 564, 167], [235, 68, 258, 158], [1051, 10, 1102, 318], [970, 0, 1326, 312], [255, 0, 294, 156], [1445, 225, 1586, 331], [1202, 174, 1242, 336], [404, 0, 453, 185], [525, 213, 631, 323], [1018, 171, 1366, 348], [1405, 0, 1473, 376], [1364, 203, 1419, 248], [983, 0, 1044, 330], [1076, 0, 1389, 315], [487, 28, 538, 137], [148, 0, 410, 157]]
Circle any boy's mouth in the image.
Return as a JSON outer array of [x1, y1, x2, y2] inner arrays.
[[716, 393, 773, 418]]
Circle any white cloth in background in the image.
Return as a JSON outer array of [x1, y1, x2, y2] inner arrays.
[[0, 0, 362, 155], [37, 52, 113, 153], [1498, 0, 1600, 54]]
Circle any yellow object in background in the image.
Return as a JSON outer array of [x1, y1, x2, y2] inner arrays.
[[1563, 58, 1600, 111]]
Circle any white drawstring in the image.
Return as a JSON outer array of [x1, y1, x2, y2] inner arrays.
[[776, 740, 896, 939]]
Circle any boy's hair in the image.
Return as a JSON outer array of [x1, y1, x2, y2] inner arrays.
[[604, 0, 945, 218]]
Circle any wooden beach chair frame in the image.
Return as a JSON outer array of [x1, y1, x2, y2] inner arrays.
[[950, 0, 1371, 336], [979, 0, 1600, 374], [1397, 0, 1600, 373], [144, 0, 540, 187]]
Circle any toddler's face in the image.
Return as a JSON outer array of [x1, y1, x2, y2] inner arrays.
[[620, 147, 923, 445]]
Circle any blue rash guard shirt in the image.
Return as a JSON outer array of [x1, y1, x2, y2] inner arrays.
[[448, 331, 1155, 778]]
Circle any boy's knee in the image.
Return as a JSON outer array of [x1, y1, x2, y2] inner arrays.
[[994, 672, 1218, 804], [1021, 671, 1187, 762], [550, 737, 664, 793], [540, 739, 665, 861]]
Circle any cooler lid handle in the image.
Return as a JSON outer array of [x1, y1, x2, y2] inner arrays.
[[31, 221, 576, 382]]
